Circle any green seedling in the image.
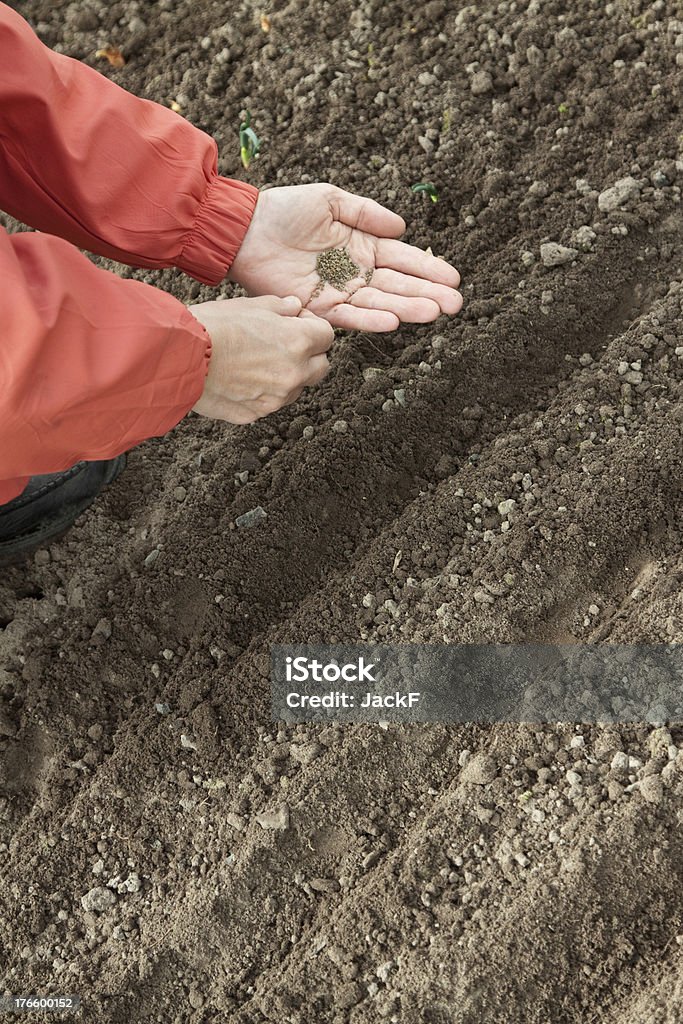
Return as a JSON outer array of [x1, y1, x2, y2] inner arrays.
[[557, 102, 569, 115], [411, 182, 439, 203], [239, 111, 260, 169]]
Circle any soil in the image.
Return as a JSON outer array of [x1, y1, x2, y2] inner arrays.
[[2, 0, 683, 1022]]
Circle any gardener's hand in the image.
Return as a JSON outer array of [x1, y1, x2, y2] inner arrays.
[[189, 295, 333, 424], [228, 184, 462, 332]]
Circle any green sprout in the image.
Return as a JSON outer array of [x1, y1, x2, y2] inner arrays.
[[239, 111, 260, 169], [557, 102, 569, 115], [411, 182, 439, 203]]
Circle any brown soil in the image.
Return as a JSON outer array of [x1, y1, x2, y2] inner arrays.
[[2, 1, 683, 1021]]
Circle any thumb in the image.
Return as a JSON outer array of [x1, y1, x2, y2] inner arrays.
[[255, 294, 302, 317]]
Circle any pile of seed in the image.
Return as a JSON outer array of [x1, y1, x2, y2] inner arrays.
[[307, 247, 372, 303]]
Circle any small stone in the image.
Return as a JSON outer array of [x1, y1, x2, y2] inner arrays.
[[291, 742, 323, 765], [610, 751, 629, 772], [571, 226, 596, 251], [173, 486, 187, 502], [34, 549, 51, 566], [188, 990, 205, 1010], [91, 617, 112, 641], [639, 775, 664, 804], [470, 70, 493, 95], [332, 419, 349, 434], [288, 415, 313, 439], [393, 389, 407, 407], [651, 169, 670, 188], [180, 733, 197, 750], [226, 812, 247, 831], [418, 71, 437, 86], [144, 548, 160, 567], [597, 176, 641, 212], [310, 877, 341, 894], [81, 886, 117, 914], [460, 752, 497, 785], [362, 367, 385, 382], [418, 135, 434, 154], [497, 499, 517, 516], [235, 506, 267, 528], [155, 702, 170, 715], [303, 425, 315, 440], [540, 242, 578, 267], [255, 802, 290, 831]]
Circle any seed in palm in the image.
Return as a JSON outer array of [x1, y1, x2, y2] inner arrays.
[[308, 248, 369, 302]]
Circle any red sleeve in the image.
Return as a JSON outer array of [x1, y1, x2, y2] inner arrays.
[[0, 226, 211, 504], [0, 3, 258, 285]]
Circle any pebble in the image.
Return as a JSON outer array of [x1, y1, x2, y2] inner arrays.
[[362, 367, 384, 382], [303, 425, 315, 440], [597, 176, 641, 212], [81, 886, 116, 914], [235, 506, 267, 528], [460, 752, 497, 785], [332, 419, 349, 434], [91, 617, 112, 641], [255, 802, 290, 831], [571, 226, 596, 251], [651, 169, 670, 188], [639, 775, 664, 804], [610, 751, 629, 772], [540, 242, 578, 267], [291, 741, 323, 765], [470, 70, 493, 95], [393, 389, 407, 407], [226, 812, 247, 831], [497, 499, 517, 516], [173, 486, 187, 501], [418, 71, 437, 86]]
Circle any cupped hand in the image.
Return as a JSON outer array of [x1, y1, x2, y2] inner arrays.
[[189, 295, 333, 424], [228, 183, 463, 332]]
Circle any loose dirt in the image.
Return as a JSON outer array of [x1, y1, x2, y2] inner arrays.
[[2, 1, 683, 1022]]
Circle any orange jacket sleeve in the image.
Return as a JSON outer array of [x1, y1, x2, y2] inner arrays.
[[0, 228, 211, 505], [0, 3, 258, 284], [0, 4, 260, 504]]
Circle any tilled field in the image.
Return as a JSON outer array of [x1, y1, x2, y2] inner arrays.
[[2, 0, 683, 1021]]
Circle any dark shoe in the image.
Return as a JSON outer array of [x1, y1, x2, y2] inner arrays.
[[0, 456, 127, 566]]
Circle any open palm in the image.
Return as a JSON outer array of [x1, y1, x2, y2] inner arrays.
[[228, 183, 462, 332]]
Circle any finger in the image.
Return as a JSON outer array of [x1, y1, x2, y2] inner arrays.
[[305, 353, 331, 385], [349, 287, 441, 324], [296, 311, 335, 354], [327, 304, 400, 333], [253, 294, 303, 317], [375, 239, 461, 288], [370, 268, 463, 315], [329, 186, 406, 239]]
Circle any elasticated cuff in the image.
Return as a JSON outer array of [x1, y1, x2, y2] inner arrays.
[[176, 176, 259, 286]]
